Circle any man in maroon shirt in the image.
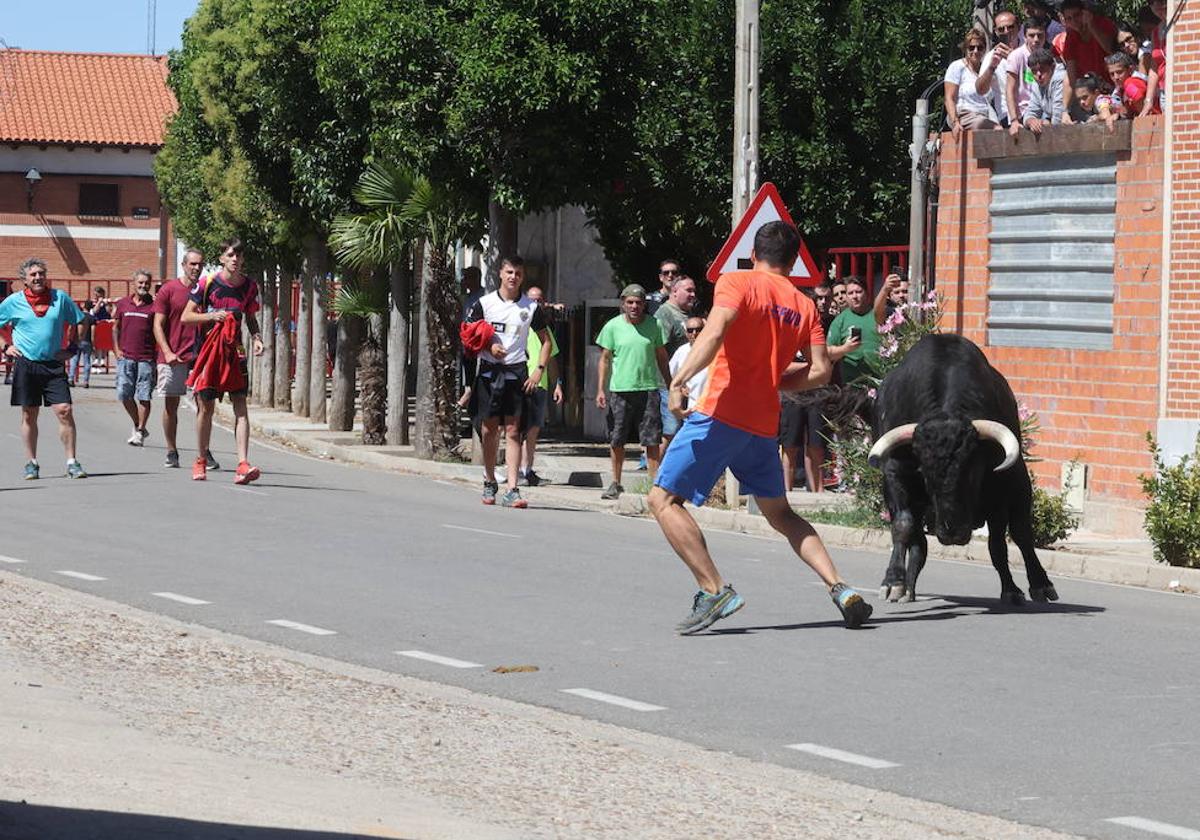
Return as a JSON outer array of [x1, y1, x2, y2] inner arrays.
[[113, 271, 158, 446], [153, 250, 202, 469]]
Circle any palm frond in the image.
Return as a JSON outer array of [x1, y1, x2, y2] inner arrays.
[[332, 278, 389, 318]]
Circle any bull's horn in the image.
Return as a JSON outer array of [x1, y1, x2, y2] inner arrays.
[[867, 423, 917, 467], [972, 420, 1021, 472]]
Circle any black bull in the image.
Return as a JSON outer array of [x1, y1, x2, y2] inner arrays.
[[866, 334, 1058, 605]]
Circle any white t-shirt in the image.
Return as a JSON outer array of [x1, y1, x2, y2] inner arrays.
[[669, 343, 709, 403], [466, 291, 548, 366], [945, 58, 1000, 117]]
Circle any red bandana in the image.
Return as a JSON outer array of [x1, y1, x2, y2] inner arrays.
[[23, 287, 51, 317]]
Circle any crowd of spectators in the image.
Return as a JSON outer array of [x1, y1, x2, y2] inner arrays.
[[944, 0, 1169, 139]]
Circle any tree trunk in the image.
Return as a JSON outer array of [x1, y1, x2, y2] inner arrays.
[[329, 315, 362, 431], [360, 313, 387, 445], [386, 256, 412, 446], [414, 241, 435, 459], [486, 199, 517, 291], [414, 240, 463, 460], [293, 250, 314, 417], [258, 268, 276, 407], [274, 266, 293, 410], [308, 240, 329, 424]]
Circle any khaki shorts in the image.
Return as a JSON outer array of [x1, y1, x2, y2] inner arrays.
[[155, 363, 190, 398]]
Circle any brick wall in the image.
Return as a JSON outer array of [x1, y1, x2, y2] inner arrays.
[[1168, 2, 1200, 420], [0, 171, 163, 289], [935, 119, 1164, 503]]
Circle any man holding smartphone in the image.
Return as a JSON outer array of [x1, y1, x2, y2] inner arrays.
[[825, 276, 881, 386]]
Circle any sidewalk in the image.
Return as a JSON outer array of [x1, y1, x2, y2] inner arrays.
[[219, 403, 1200, 595]]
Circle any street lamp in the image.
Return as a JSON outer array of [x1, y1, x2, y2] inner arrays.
[[24, 168, 41, 213]]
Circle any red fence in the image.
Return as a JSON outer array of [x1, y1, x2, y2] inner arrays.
[[819, 245, 909, 297]]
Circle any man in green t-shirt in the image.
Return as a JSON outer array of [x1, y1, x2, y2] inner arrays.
[[595, 284, 671, 500], [825, 276, 881, 386], [521, 286, 564, 486]]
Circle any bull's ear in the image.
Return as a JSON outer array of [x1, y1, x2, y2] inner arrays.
[[868, 423, 917, 467]]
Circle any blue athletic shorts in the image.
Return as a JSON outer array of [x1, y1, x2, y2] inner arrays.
[[654, 412, 786, 506]]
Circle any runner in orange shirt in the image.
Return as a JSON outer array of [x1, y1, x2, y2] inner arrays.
[[648, 221, 873, 634]]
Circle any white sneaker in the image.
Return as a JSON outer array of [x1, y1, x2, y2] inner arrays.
[[127, 428, 144, 446]]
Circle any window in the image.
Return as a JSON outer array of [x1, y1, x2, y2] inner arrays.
[[78, 183, 119, 217]]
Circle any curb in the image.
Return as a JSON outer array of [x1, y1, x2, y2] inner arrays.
[[222, 405, 1200, 597]]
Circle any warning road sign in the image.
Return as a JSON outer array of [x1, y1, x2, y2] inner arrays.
[[706, 182, 821, 286]]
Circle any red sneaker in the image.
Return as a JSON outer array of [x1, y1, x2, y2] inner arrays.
[[234, 461, 261, 485], [192, 457, 207, 481]]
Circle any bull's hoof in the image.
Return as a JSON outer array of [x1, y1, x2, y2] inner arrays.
[[900, 589, 916, 603], [1030, 585, 1059, 603], [1000, 589, 1026, 606], [885, 584, 907, 602]]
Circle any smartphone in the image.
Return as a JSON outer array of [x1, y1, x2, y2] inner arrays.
[[848, 326, 862, 342]]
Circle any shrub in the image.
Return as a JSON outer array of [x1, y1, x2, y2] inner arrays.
[[1030, 483, 1080, 548], [1139, 433, 1200, 568]]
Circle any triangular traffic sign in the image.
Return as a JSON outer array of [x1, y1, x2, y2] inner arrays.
[[706, 182, 822, 287]]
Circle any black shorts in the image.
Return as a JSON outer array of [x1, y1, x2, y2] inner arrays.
[[778, 398, 827, 449], [606, 390, 663, 447], [473, 364, 527, 424], [10, 357, 71, 407], [523, 387, 548, 432], [197, 359, 249, 402]]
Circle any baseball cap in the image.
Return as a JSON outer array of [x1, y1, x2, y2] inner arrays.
[[620, 284, 647, 299]]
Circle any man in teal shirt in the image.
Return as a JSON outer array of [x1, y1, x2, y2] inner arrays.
[[825, 276, 881, 386], [0, 258, 89, 479], [595, 284, 671, 500]]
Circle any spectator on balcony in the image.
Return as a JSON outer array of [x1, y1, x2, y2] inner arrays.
[[1105, 51, 1155, 118], [830, 280, 847, 315], [826, 277, 880, 387], [1064, 73, 1103, 125], [976, 11, 1020, 126], [946, 29, 1002, 140], [812, 282, 835, 333], [1022, 48, 1068, 133], [1117, 23, 1153, 79], [1148, 0, 1167, 110], [1003, 18, 1049, 135], [1020, 0, 1064, 44], [1059, 0, 1118, 115]]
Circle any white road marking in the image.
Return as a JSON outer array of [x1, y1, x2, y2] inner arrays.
[[225, 485, 269, 497], [265, 619, 337, 636], [1017, 796, 1042, 801], [442, 524, 521, 539], [0, 555, 27, 564], [54, 570, 106, 582], [1105, 817, 1200, 839], [396, 650, 483, 669], [785, 743, 900, 769], [560, 688, 666, 712], [153, 592, 211, 606]]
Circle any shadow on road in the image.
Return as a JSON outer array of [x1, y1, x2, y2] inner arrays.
[[0, 801, 417, 840], [250, 483, 362, 493]]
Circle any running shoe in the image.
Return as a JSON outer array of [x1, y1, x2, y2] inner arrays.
[[192, 457, 207, 481], [523, 469, 542, 487], [23, 461, 38, 481], [127, 428, 143, 446], [205, 449, 221, 471], [139, 428, 149, 443], [481, 480, 498, 505], [500, 488, 528, 509], [676, 585, 743, 635], [636, 453, 648, 471], [830, 583, 873, 629], [66, 461, 88, 479], [234, 461, 261, 485], [164, 450, 180, 469], [600, 482, 623, 500]]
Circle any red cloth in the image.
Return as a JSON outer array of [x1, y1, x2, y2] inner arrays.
[[23, 287, 51, 317], [186, 313, 245, 394], [460, 320, 496, 357]]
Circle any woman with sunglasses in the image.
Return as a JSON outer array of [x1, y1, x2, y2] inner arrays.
[[945, 28, 1002, 141]]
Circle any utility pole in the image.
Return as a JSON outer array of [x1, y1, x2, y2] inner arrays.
[[146, 0, 157, 54], [907, 98, 930, 304], [728, 0, 760, 508]]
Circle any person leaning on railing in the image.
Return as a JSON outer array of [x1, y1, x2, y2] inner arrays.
[[1020, 48, 1067, 134], [944, 28, 1002, 141]]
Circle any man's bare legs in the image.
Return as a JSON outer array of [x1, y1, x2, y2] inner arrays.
[[162, 395, 181, 452], [20, 407, 39, 461], [782, 446, 800, 492], [196, 396, 215, 458], [229, 393, 251, 463], [754, 495, 842, 589], [482, 416, 522, 491], [609, 444, 626, 487], [804, 444, 825, 493], [121, 399, 151, 433]]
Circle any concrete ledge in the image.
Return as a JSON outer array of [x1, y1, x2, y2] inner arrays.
[[972, 120, 1132, 160]]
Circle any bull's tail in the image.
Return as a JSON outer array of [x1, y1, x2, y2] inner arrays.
[[786, 384, 874, 433]]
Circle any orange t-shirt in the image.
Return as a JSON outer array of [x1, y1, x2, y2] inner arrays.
[[694, 270, 825, 437]]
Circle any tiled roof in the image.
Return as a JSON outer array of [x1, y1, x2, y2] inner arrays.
[[0, 49, 177, 148]]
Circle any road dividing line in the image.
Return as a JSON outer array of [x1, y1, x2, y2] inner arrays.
[[153, 592, 211, 606], [0, 555, 27, 564], [225, 486, 269, 497], [265, 619, 337, 636], [396, 650, 483, 669], [54, 570, 106, 582], [442, 524, 521, 539], [560, 688, 667, 712], [1105, 817, 1200, 839], [785, 743, 900, 769]]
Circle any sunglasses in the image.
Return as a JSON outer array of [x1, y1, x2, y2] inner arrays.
[[995, 24, 1015, 32], [967, 44, 985, 52], [685, 327, 703, 334], [659, 268, 679, 276], [27, 271, 46, 277]]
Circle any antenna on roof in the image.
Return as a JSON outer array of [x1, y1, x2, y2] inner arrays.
[[146, 0, 157, 54]]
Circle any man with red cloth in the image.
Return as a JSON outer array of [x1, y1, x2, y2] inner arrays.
[[180, 238, 264, 484], [0, 258, 89, 479]]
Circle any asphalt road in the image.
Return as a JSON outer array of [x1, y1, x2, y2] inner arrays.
[[3, 386, 1198, 840]]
